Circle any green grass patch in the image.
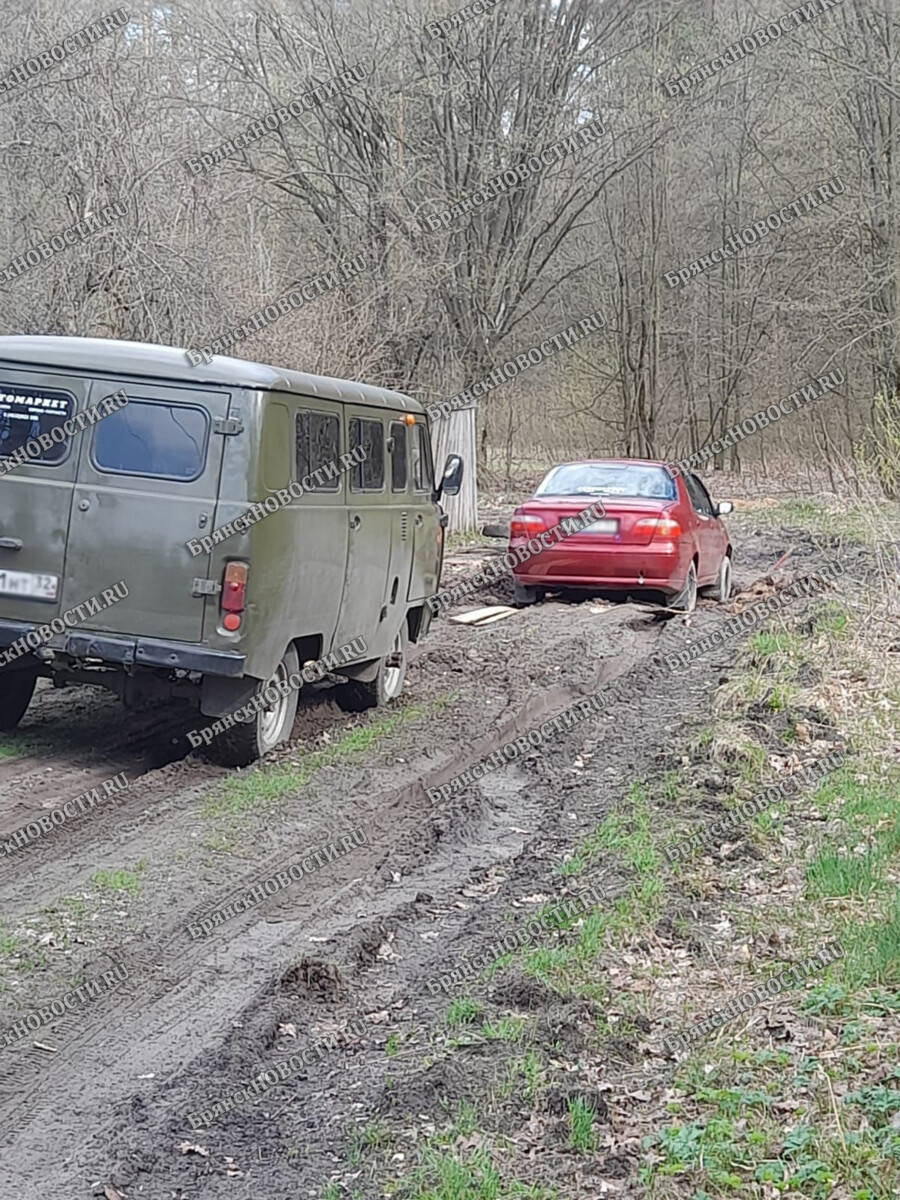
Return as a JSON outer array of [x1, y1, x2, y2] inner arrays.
[[747, 630, 806, 662], [481, 1015, 526, 1043], [445, 997, 482, 1027], [806, 848, 883, 900], [0, 923, 46, 975], [0, 927, 23, 959], [520, 947, 570, 984], [498, 1051, 543, 1103], [204, 694, 455, 821], [806, 764, 900, 901], [567, 1096, 596, 1151], [813, 764, 900, 825], [90, 862, 145, 895], [348, 1119, 393, 1160], [389, 1146, 555, 1200], [840, 899, 900, 989], [813, 600, 851, 641], [521, 783, 667, 991]]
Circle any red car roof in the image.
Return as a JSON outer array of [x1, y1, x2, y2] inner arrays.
[[549, 458, 670, 470]]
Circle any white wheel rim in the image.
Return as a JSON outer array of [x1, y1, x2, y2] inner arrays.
[[259, 660, 291, 747], [384, 631, 405, 699], [721, 559, 732, 599], [685, 569, 697, 612]]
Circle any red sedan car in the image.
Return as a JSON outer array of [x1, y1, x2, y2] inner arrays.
[[509, 459, 733, 611]]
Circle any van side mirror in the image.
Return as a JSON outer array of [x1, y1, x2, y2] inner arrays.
[[435, 454, 463, 502], [715, 501, 734, 517]]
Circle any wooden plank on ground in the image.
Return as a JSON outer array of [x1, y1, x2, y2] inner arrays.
[[450, 605, 517, 626]]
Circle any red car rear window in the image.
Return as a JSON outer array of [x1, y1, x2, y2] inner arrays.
[[536, 463, 676, 501]]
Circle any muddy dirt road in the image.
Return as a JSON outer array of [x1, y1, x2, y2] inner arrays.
[[0, 518, 846, 1199]]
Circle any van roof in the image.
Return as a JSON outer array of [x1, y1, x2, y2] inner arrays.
[[0, 335, 425, 414]]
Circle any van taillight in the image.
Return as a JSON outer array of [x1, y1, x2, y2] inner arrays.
[[222, 562, 248, 614]]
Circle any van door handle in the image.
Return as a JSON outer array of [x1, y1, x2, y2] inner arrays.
[[0, 537, 22, 551], [349, 515, 361, 530]]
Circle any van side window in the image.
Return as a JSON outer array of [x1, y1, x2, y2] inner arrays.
[[411, 423, 433, 492], [92, 400, 209, 481], [349, 417, 385, 491], [390, 421, 408, 492], [0, 383, 74, 467], [296, 411, 340, 490]]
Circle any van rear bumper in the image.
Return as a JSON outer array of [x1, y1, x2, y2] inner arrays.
[[0, 621, 245, 678]]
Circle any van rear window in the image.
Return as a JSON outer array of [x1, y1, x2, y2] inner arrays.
[[92, 399, 209, 481], [0, 384, 74, 466]]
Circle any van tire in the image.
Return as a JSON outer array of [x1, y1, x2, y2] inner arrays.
[[207, 644, 300, 768], [0, 662, 38, 731], [340, 625, 408, 712]]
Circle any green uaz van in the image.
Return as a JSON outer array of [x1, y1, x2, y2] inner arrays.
[[0, 337, 462, 765]]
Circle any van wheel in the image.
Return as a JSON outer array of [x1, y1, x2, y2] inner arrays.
[[0, 662, 38, 731], [207, 644, 300, 768], [341, 625, 408, 712]]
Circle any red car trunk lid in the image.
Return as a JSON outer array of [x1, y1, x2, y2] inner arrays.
[[517, 497, 675, 546]]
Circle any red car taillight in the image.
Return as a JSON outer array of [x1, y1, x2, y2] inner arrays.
[[221, 561, 248, 631], [510, 513, 548, 538], [635, 516, 682, 539]]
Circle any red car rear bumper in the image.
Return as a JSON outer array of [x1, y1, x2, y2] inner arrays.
[[511, 540, 691, 595]]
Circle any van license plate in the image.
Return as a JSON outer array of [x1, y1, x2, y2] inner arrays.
[[585, 519, 619, 534], [0, 570, 59, 601]]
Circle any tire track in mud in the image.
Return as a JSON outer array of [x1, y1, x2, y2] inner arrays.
[[0, 610, 670, 1159], [0, 690, 213, 849], [0, 689, 401, 909]]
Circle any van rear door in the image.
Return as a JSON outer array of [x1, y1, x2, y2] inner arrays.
[[0, 369, 88, 625], [61, 378, 232, 644]]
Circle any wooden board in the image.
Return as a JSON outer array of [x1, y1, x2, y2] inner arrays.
[[450, 605, 518, 626]]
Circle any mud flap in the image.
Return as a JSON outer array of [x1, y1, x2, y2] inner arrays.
[[341, 658, 381, 683], [200, 674, 261, 718]]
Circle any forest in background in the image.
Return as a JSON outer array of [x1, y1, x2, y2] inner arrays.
[[0, 0, 897, 526]]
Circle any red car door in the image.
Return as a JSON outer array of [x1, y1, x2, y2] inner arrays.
[[692, 473, 728, 576], [682, 473, 718, 585]]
